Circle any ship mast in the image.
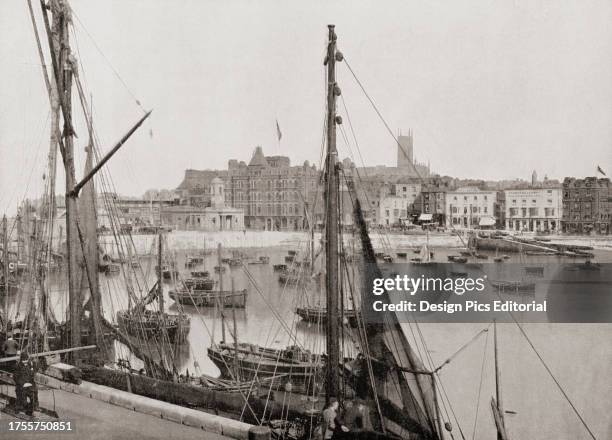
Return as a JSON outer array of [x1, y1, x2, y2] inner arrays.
[[41, 0, 83, 354], [2, 215, 8, 331], [491, 320, 509, 440], [157, 200, 164, 315], [38, 0, 151, 358], [324, 24, 342, 402]]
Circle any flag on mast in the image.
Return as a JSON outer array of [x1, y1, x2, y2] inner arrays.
[[597, 165, 607, 176], [275, 119, 282, 141]]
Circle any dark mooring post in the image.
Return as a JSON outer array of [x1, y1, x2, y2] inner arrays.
[[325, 24, 341, 403]]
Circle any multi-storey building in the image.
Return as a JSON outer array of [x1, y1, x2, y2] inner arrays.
[[377, 196, 409, 226], [504, 187, 562, 232], [417, 179, 451, 225], [446, 187, 496, 229], [392, 182, 421, 214], [561, 177, 612, 234], [226, 146, 319, 231]]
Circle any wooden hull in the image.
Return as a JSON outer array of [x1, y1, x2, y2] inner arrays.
[[207, 343, 321, 394], [169, 289, 247, 308], [295, 307, 359, 327], [183, 278, 215, 291], [490, 281, 536, 292], [116, 310, 190, 344]]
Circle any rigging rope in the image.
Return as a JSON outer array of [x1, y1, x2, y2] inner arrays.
[[471, 328, 489, 440], [339, 52, 599, 439]]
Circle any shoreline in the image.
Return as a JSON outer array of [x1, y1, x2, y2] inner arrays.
[[97, 230, 612, 256]]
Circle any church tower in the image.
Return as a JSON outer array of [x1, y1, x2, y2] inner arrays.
[[397, 129, 414, 168]]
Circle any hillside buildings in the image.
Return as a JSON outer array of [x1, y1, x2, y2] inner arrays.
[[356, 132, 431, 179]]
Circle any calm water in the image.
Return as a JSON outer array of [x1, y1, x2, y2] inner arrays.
[[8, 233, 611, 439]]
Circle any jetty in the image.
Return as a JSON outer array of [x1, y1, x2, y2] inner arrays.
[[1, 364, 269, 440], [472, 236, 595, 257]]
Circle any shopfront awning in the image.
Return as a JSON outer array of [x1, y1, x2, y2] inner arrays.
[[418, 213, 433, 221], [479, 216, 496, 226]]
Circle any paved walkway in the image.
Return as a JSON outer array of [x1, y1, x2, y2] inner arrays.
[[1, 385, 229, 440]]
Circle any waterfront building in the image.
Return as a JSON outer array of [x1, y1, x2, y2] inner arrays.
[[445, 187, 496, 229], [97, 193, 177, 230], [162, 177, 244, 231], [175, 169, 228, 206], [561, 177, 612, 234], [226, 146, 319, 231], [377, 196, 409, 226], [503, 187, 562, 232], [392, 182, 422, 208], [416, 178, 452, 226]]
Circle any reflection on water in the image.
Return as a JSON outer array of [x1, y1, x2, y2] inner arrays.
[[6, 239, 611, 439]]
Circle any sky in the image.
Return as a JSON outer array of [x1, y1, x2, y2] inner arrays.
[[1, 0, 612, 213]]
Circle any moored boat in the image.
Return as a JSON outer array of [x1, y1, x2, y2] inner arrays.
[[169, 288, 247, 308], [207, 342, 321, 393], [116, 308, 190, 344], [295, 306, 359, 327], [490, 280, 536, 292]]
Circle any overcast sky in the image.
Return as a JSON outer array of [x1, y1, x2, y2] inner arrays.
[[1, 0, 611, 212]]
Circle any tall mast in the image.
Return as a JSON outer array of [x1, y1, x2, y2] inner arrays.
[[325, 24, 341, 402], [494, 320, 503, 420], [3, 215, 8, 331], [157, 200, 163, 314], [492, 320, 509, 440], [217, 243, 226, 343], [42, 0, 83, 354]]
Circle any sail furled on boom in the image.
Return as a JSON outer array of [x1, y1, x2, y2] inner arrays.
[[350, 189, 440, 440]]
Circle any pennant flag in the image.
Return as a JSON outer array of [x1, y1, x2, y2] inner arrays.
[[597, 165, 606, 176], [275, 119, 282, 141]]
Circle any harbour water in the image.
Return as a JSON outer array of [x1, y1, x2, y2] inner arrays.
[[6, 231, 611, 439]]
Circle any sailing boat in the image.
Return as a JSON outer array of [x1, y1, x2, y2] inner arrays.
[[117, 231, 190, 344]]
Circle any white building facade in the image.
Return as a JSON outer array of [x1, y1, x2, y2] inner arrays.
[[446, 187, 496, 229], [504, 188, 562, 232]]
